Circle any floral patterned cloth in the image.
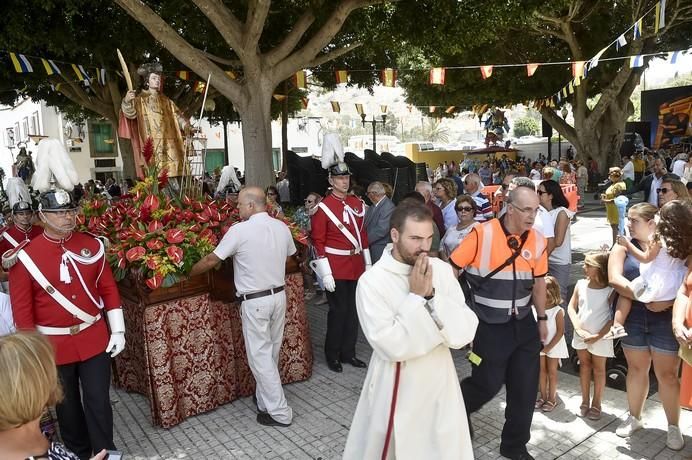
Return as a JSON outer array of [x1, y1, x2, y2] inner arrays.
[[114, 272, 313, 428]]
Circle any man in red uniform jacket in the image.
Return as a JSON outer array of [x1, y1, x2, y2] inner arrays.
[[9, 188, 126, 460], [311, 160, 372, 372], [0, 185, 43, 284]]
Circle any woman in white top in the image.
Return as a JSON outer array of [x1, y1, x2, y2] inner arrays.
[[433, 178, 459, 231], [440, 195, 478, 262], [538, 180, 575, 327]]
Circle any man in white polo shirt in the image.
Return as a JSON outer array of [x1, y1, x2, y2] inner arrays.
[[189, 186, 297, 427]]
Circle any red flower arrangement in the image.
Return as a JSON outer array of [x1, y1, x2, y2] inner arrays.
[[78, 138, 308, 289]]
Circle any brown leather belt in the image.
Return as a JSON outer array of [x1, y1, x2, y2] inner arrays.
[[238, 286, 284, 301]]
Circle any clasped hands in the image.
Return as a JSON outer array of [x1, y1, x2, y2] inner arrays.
[[409, 253, 433, 298]]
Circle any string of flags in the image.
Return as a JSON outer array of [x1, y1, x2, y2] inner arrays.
[[0, 0, 683, 112]]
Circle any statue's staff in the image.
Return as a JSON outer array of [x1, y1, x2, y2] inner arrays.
[[181, 73, 212, 197]]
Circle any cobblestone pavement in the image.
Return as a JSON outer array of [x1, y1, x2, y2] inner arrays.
[[112, 208, 692, 459]]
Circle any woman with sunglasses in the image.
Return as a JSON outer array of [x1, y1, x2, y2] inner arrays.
[[440, 195, 478, 263], [265, 185, 285, 219]]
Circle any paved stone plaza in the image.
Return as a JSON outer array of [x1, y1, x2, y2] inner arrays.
[[112, 212, 692, 459]]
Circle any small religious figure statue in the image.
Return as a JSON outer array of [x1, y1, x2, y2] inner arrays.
[[14, 146, 35, 183], [119, 62, 189, 177], [484, 108, 511, 146]]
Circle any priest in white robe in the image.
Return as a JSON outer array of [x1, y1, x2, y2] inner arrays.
[[343, 200, 478, 460]]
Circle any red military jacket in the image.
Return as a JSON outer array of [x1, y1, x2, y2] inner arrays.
[[0, 224, 43, 255], [311, 192, 370, 281], [10, 231, 122, 365]]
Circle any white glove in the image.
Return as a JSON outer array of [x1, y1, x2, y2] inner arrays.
[[363, 248, 372, 271], [310, 257, 336, 292], [105, 309, 126, 358]]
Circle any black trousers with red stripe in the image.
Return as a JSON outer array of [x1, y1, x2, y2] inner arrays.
[[324, 279, 359, 362], [461, 314, 541, 455], [57, 352, 115, 460]]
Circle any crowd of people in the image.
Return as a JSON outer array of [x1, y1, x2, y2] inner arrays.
[[1, 136, 691, 459]]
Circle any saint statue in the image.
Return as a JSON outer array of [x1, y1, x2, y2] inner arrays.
[[119, 62, 189, 177]]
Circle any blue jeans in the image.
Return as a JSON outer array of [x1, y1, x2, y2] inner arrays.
[[622, 304, 679, 355]]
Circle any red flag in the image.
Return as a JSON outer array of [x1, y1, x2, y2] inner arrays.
[[429, 67, 446, 85], [572, 61, 585, 78], [335, 70, 348, 84], [176, 70, 190, 80], [526, 63, 539, 77], [480, 65, 493, 79], [380, 68, 397, 87]]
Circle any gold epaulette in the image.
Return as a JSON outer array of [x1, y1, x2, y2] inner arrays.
[[2, 240, 30, 269]]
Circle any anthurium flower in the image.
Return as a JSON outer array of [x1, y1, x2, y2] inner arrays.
[[148, 221, 163, 232], [143, 194, 160, 211], [165, 228, 185, 244], [166, 245, 184, 266], [146, 239, 164, 250], [146, 257, 158, 270], [145, 273, 163, 290], [126, 246, 146, 262]]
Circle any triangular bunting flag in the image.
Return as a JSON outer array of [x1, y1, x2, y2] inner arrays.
[[225, 70, 237, 80], [445, 106, 456, 114], [568, 82, 574, 94], [630, 55, 644, 68], [381, 68, 397, 87], [590, 46, 609, 69], [78, 65, 91, 84], [294, 70, 306, 89], [633, 18, 643, 40], [331, 101, 341, 113], [659, 0, 667, 29], [557, 92, 562, 103], [616, 34, 627, 51], [176, 70, 190, 80], [429, 106, 436, 113], [273, 94, 287, 101], [301, 97, 309, 110], [97, 68, 106, 85], [562, 87, 568, 98], [335, 70, 348, 84], [355, 103, 364, 115], [527, 63, 539, 77], [574, 76, 582, 87], [41, 59, 60, 76], [550, 98, 556, 108], [655, 2, 661, 33], [380, 105, 388, 114], [71, 64, 84, 81], [572, 61, 586, 78], [193, 81, 206, 93], [10, 53, 33, 73], [480, 65, 493, 79], [669, 50, 682, 64], [429, 67, 446, 85]]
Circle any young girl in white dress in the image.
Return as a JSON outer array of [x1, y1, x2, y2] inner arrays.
[[605, 209, 688, 339], [535, 276, 569, 412], [568, 252, 615, 421]]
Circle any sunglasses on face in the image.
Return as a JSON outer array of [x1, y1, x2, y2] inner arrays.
[[656, 188, 670, 194], [537, 190, 547, 195], [456, 206, 474, 212], [267, 192, 277, 196], [305, 200, 314, 204]]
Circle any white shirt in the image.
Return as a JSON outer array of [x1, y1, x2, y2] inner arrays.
[[548, 207, 573, 265], [0, 293, 14, 336], [529, 169, 542, 181], [214, 212, 296, 295], [534, 205, 555, 239], [648, 174, 663, 207], [622, 160, 635, 180], [672, 159, 686, 178]]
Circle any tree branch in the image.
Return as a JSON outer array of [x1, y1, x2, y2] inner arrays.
[[52, 76, 110, 120], [306, 42, 363, 68], [264, 9, 316, 67], [190, 0, 244, 53], [273, 0, 385, 83], [540, 106, 578, 145], [197, 49, 241, 67], [244, 0, 271, 49], [114, 0, 243, 103]]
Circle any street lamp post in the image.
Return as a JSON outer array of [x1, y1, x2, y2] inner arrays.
[[558, 106, 569, 160], [361, 111, 387, 153]]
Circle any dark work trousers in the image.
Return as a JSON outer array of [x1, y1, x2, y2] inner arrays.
[[324, 279, 359, 362], [57, 352, 115, 460], [461, 314, 541, 455]]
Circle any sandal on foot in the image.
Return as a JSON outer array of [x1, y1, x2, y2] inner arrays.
[[542, 400, 558, 412], [579, 404, 589, 417], [587, 406, 602, 420], [535, 398, 545, 410], [603, 325, 628, 340]]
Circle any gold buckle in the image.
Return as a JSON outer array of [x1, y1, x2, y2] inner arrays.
[[69, 325, 81, 335]]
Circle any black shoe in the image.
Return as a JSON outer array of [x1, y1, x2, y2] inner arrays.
[[499, 447, 535, 460], [343, 357, 367, 368], [327, 359, 343, 372], [256, 412, 291, 427], [252, 395, 267, 415]]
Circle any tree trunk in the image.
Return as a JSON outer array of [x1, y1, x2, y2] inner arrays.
[[222, 119, 229, 166], [239, 85, 275, 186]]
